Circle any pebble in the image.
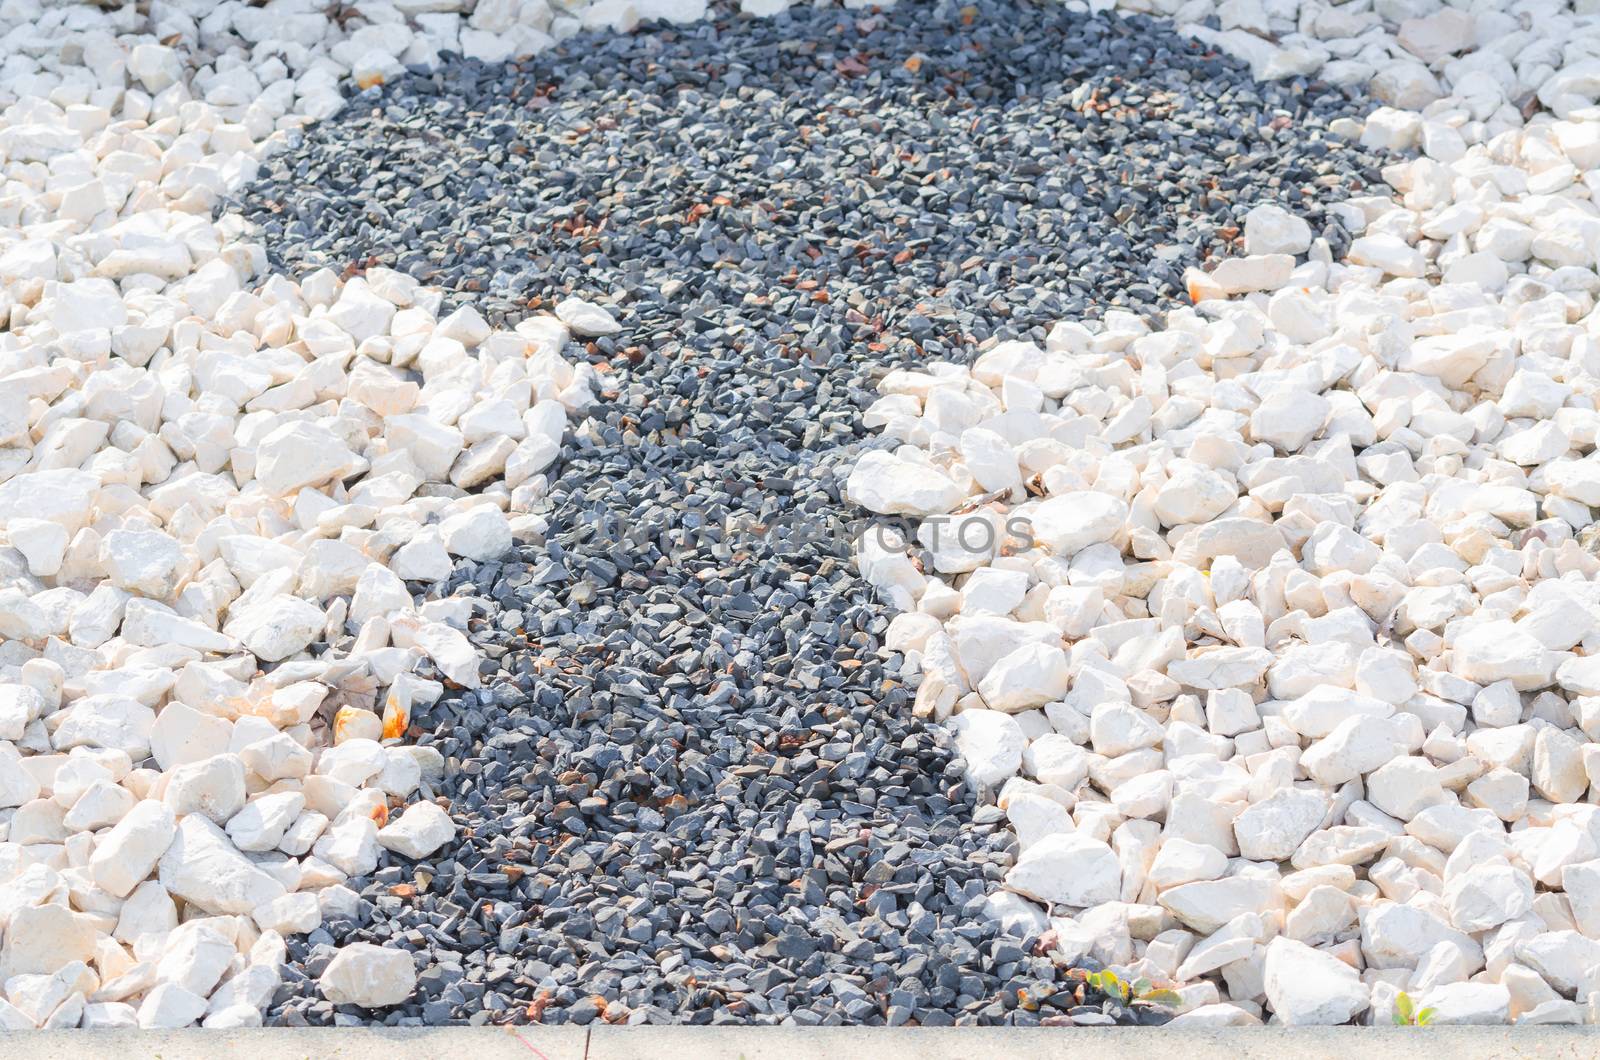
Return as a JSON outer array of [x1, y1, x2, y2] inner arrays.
[[318, 943, 418, 1009]]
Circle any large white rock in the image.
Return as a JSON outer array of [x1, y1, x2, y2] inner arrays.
[[158, 815, 286, 915], [64, 779, 135, 831], [377, 800, 455, 859], [1443, 862, 1534, 933], [1149, 837, 1229, 889], [224, 595, 325, 662], [162, 754, 247, 824], [1210, 254, 1293, 294], [1168, 647, 1273, 690], [156, 923, 235, 997], [412, 620, 481, 688], [121, 600, 235, 653], [90, 799, 176, 898], [1243, 203, 1313, 256], [1251, 390, 1329, 453], [1397, 9, 1476, 64], [1562, 860, 1600, 937], [385, 415, 464, 480], [1515, 932, 1600, 994], [391, 532, 454, 582], [439, 505, 511, 562], [1366, 756, 1447, 821], [0, 684, 44, 741], [1454, 622, 1555, 691], [11, 518, 68, 577], [1282, 685, 1393, 739], [958, 428, 1023, 496], [128, 42, 183, 91], [136, 983, 207, 1029], [312, 817, 381, 876], [1415, 982, 1509, 1026], [1262, 937, 1369, 1025], [326, 280, 397, 343], [115, 880, 177, 943], [1160, 876, 1278, 934], [99, 529, 185, 599], [318, 943, 416, 1007], [149, 703, 233, 771], [950, 709, 1027, 789], [1301, 716, 1415, 786], [0, 903, 99, 980], [977, 641, 1070, 713], [1171, 517, 1287, 569], [847, 451, 966, 517], [553, 296, 620, 337], [1361, 903, 1478, 972], [1153, 464, 1237, 526], [1234, 788, 1327, 861], [350, 564, 413, 625], [0, 469, 99, 534], [1027, 492, 1127, 556], [239, 733, 314, 782], [227, 791, 307, 852], [1004, 832, 1120, 908], [253, 421, 363, 496]]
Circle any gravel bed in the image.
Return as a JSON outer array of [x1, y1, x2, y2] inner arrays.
[[241, 0, 1388, 1028]]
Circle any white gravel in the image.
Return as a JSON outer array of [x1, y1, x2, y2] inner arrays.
[[11, 0, 1600, 1035], [0, 0, 622, 1031], [852, 0, 1600, 1030]]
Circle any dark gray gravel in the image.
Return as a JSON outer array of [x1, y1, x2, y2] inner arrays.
[[241, 0, 1388, 1029]]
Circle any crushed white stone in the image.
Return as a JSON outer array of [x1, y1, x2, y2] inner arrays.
[[0, 0, 615, 1030], [852, 0, 1600, 1027]]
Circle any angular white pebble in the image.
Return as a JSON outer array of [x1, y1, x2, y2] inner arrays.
[[377, 800, 455, 859], [318, 943, 417, 1008]]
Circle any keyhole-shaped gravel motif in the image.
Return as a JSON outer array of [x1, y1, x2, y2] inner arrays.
[[244, 1, 1388, 1028]]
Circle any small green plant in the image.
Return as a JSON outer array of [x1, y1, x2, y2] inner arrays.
[[1085, 970, 1182, 1008], [1392, 991, 1436, 1027]]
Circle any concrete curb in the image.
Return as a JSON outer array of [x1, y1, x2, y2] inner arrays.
[[1, 1026, 1593, 1060]]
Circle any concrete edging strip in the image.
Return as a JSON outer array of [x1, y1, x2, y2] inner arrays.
[[0, 1027, 1591, 1060]]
